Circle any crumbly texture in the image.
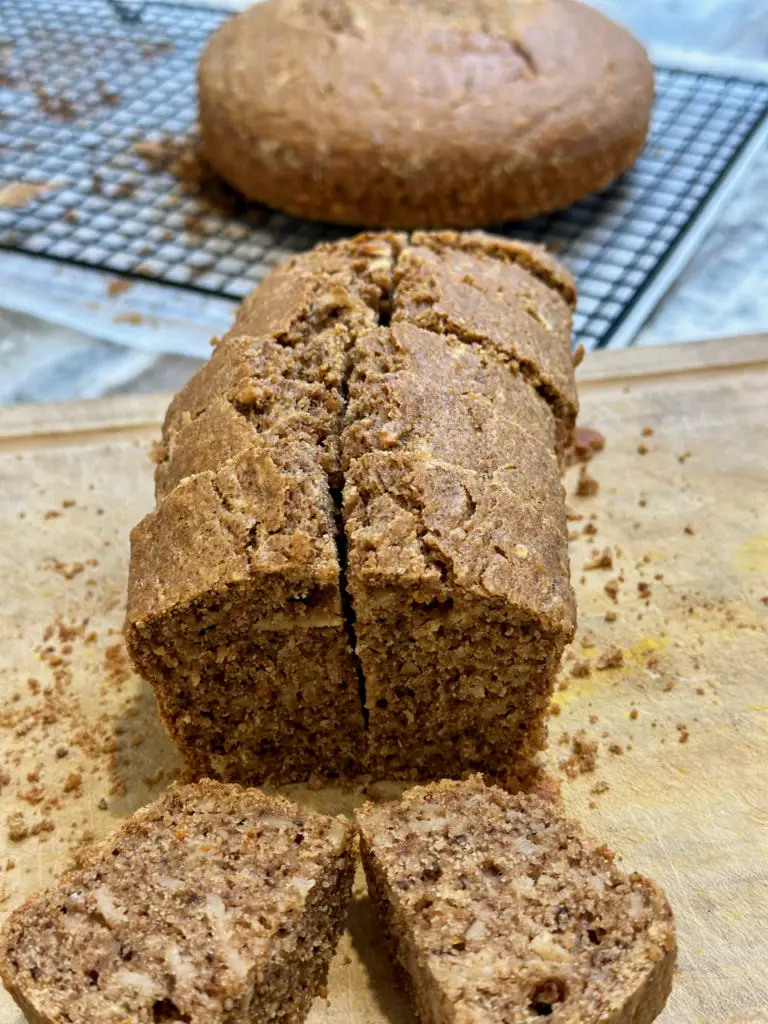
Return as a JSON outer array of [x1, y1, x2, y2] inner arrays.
[[198, 0, 653, 227], [127, 234, 401, 786], [126, 230, 577, 787], [356, 777, 676, 1024], [343, 322, 574, 782], [0, 780, 356, 1024]]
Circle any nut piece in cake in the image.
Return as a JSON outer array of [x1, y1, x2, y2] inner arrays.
[[0, 781, 355, 1024], [356, 776, 676, 1024]]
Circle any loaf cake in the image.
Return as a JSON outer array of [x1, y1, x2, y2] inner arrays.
[[356, 776, 676, 1024], [0, 781, 355, 1024], [198, 0, 653, 227], [125, 230, 578, 786]]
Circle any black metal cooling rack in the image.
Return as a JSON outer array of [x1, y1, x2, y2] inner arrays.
[[1, 0, 767, 350]]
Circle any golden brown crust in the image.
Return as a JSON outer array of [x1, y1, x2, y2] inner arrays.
[[0, 781, 355, 1024], [356, 776, 676, 1024], [125, 230, 578, 787], [198, 0, 653, 227]]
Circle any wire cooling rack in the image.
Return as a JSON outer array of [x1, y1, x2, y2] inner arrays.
[[1, 1, 767, 350]]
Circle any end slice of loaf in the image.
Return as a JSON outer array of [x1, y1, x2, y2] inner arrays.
[[0, 780, 355, 1024], [356, 776, 676, 1024]]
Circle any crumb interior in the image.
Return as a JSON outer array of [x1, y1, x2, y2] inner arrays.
[[2, 782, 354, 1024], [357, 778, 675, 1024]]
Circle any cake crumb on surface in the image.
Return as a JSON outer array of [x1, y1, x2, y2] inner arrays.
[[584, 547, 613, 571], [576, 465, 600, 496], [597, 646, 625, 670]]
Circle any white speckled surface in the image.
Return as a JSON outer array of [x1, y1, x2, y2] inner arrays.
[[1, 0, 766, 401]]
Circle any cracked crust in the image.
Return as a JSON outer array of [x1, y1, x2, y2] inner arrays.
[[356, 776, 676, 1024], [0, 781, 355, 1024], [126, 230, 577, 786], [198, 0, 653, 226], [393, 231, 578, 435]]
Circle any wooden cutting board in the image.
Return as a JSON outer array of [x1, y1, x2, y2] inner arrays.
[[1, 336, 767, 1024]]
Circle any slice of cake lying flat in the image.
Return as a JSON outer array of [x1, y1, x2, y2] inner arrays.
[[0, 781, 355, 1024], [356, 776, 676, 1024]]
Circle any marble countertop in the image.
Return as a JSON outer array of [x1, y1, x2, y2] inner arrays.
[[1, 0, 767, 404]]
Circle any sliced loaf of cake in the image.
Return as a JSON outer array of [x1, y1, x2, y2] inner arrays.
[[0, 781, 355, 1024], [356, 776, 676, 1024]]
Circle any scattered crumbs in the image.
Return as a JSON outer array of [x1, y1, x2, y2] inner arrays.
[[560, 730, 598, 778], [596, 646, 624, 671], [62, 498, 76, 509], [114, 312, 144, 326], [558, 731, 570, 746], [43, 509, 62, 520], [583, 522, 598, 537], [759, 596, 768, 606], [678, 450, 692, 463], [569, 427, 606, 465], [570, 659, 591, 679], [608, 743, 624, 755], [580, 632, 597, 649], [637, 444, 649, 455], [638, 497, 648, 507], [97, 83, 121, 106], [549, 704, 562, 717], [630, 708, 639, 720], [40, 557, 97, 581], [142, 767, 166, 789], [641, 427, 654, 437], [588, 713, 599, 725], [565, 505, 584, 522], [557, 679, 569, 693], [63, 773, 82, 793], [55, 745, 69, 759], [604, 579, 620, 602], [35, 86, 78, 119], [663, 679, 676, 692], [638, 581, 652, 599], [0, 181, 57, 208], [696, 687, 706, 696], [584, 547, 613, 571], [604, 609, 617, 622], [104, 642, 132, 688], [646, 656, 660, 672], [677, 723, 690, 744], [97, 797, 109, 811], [106, 278, 134, 299], [651, 719, 658, 728], [64, 209, 79, 223], [684, 524, 696, 536], [575, 466, 599, 497], [591, 780, 610, 795], [654, 573, 664, 581], [6, 812, 54, 842], [140, 39, 174, 59]]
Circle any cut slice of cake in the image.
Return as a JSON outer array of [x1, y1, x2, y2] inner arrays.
[[0, 780, 355, 1024], [356, 776, 676, 1024]]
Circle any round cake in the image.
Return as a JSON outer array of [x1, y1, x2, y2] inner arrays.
[[198, 0, 654, 228]]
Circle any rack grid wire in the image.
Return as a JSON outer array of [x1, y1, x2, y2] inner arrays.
[[1, 0, 767, 349]]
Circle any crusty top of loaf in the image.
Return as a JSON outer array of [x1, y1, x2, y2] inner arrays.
[[126, 230, 577, 636], [0, 780, 352, 1024], [198, 0, 652, 224]]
